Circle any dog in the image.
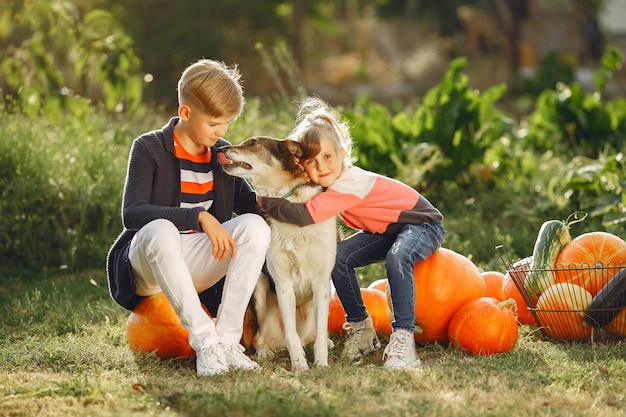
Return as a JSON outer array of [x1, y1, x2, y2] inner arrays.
[[218, 136, 337, 371]]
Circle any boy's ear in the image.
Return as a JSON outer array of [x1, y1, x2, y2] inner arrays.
[[178, 104, 191, 121]]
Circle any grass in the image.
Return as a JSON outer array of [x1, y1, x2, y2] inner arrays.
[[2, 269, 626, 417]]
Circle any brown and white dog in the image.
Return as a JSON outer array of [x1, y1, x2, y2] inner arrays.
[[218, 136, 337, 371]]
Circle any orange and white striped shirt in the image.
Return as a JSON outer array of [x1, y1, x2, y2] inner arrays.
[[174, 134, 214, 213]]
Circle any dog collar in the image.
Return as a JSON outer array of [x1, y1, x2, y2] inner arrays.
[[281, 183, 305, 199]]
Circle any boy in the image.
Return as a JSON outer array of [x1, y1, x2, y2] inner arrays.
[[106, 59, 270, 376]]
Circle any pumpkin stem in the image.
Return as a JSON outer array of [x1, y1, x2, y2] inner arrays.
[[414, 325, 424, 335], [497, 298, 518, 312], [564, 211, 587, 227]]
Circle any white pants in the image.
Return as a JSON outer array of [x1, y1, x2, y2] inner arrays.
[[128, 213, 270, 351]]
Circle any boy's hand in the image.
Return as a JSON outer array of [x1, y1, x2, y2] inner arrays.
[[198, 211, 237, 260]]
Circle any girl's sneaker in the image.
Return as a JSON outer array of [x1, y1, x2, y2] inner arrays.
[[382, 330, 421, 369], [341, 316, 381, 360]]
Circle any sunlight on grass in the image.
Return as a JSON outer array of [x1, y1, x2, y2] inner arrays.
[[2, 271, 626, 416]]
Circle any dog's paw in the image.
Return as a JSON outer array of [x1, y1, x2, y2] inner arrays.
[[255, 347, 275, 360], [313, 360, 329, 368], [292, 359, 309, 372]]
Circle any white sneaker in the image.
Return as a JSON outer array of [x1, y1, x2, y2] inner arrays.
[[196, 344, 229, 377], [382, 330, 421, 369], [221, 343, 260, 371]]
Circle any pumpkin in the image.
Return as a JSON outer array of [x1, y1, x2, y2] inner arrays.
[[535, 283, 593, 341], [555, 231, 626, 296], [127, 292, 211, 359], [328, 291, 345, 334], [501, 258, 536, 325], [328, 288, 392, 336], [448, 297, 519, 355], [386, 247, 485, 344], [367, 278, 388, 293], [604, 308, 626, 338], [481, 271, 505, 301]]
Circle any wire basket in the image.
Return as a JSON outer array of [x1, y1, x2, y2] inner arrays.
[[496, 245, 626, 341]]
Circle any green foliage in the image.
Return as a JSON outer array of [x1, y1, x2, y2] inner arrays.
[[595, 45, 624, 94], [104, 0, 289, 107], [550, 152, 626, 232], [0, 96, 296, 271], [344, 57, 514, 183], [1, 47, 624, 273], [516, 51, 576, 97], [408, 57, 513, 180], [0, 0, 144, 116], [525, 47, 625, 157], [0, 107, 159, 270], [343, 99, 399, 177]]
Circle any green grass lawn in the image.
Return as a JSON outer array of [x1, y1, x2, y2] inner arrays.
[[1, 269, 626, 417]]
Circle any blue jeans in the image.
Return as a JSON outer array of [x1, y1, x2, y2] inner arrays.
[[332, 221, 444, 333]]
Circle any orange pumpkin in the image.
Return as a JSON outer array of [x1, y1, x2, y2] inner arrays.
[[448, 297, 519, 355], [367, 278, 388, 293], [387, 247, 485, 344], [328, 291, 346, 334], [502, 258, 536, 325], [481, 271, 505, 301], [604, 308, 626, 338], [535, 283, 593, 341], [328, 288, 392, 336], [126, 292, 211, 359], [555, 232, 626, 296]]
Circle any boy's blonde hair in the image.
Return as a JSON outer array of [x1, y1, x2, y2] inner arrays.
[[177, 59, 245, 118], [289, 97, 353, 168]]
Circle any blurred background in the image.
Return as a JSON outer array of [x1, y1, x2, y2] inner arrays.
[[1, 0, 625, 114], [1, 0, 625, 272]]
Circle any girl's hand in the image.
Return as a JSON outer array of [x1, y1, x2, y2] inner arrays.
[[198, 211, 237, 260]]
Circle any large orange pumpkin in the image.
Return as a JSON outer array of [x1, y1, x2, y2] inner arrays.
[[328, 288, 392, 336], [448, 297, 519, 355], [481, 271, 505, 301], [501, 258, 536, 325], [126, 292, 211, 359], [604, 308, 626, 338], [386, 247, 485, 344], [367, 278, 388, 293], [555, 232, 626, 296], [535, 283, 593, 341]]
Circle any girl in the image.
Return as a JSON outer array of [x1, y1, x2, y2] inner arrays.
[[257, 97, 444, 369]]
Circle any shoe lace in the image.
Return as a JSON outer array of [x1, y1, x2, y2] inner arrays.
[[223, 344, 254, 364], [383, 333, 407, 359], [201, 344, 227, 368]]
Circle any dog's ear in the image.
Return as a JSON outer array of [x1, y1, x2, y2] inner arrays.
[[282, 139, 306, 175], [284, 139, 303, 159]]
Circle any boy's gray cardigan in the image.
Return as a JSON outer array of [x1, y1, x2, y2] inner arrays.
[[106, 117, 259, 311]]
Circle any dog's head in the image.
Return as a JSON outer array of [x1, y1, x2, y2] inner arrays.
[[218, 136, 307, 192]]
